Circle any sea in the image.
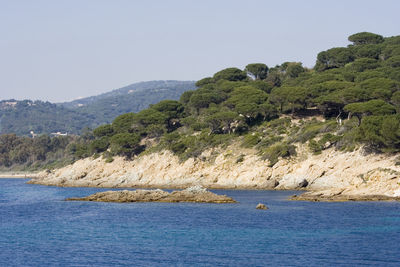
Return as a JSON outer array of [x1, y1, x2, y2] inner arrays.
[[1, 178, 400, 267]]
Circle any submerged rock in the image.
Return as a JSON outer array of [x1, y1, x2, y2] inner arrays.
[[256, 203, 268, 210], [66, 188, 237, 203]]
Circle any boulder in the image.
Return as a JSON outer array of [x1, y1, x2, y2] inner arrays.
[[298, 179, 308, 188], [256, 203, 268, 210]]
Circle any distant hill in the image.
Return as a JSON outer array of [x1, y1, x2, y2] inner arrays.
[[0, 100, 96, 135], [61, 80, 196, 123], [0, 80, 196, 135]]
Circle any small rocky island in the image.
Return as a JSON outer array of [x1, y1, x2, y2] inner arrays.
[[66, 186, 237, 203]]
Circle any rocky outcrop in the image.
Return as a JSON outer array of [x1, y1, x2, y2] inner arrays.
[[256, 203, 268, 210], [28, 144, 400, 201], [66, 186, 237, 203], [290, 191, 400, 202]]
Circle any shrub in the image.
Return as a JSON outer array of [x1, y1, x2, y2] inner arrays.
[[261, 142, 296, 167], [241, 133, 261, 148]]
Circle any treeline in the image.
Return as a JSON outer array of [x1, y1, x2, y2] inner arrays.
[[0, 81, 196, 136], [79, 32, 400, 161], [0, 100, 98, 136], [1, 32, 400, 169], [0, 133, 92, 170]]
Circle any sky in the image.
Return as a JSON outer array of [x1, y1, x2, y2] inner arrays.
[[0, 0, 399, 102]]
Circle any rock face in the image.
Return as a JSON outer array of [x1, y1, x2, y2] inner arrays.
[[28, 144, 400, 201], [66, 186, 237, 203], [256, 203, 268, 210]]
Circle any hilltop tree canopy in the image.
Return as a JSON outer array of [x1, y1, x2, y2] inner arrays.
[[348, 32, 384, 45]]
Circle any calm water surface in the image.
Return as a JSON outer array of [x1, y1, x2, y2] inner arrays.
[[1, 178, 400, 266]]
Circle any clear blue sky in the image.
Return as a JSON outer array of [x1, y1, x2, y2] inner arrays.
[[1, 0, 399, 102]]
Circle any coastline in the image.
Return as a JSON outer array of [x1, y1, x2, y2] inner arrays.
[[0, 172, 40, 178], [27, 145, 400, 201]]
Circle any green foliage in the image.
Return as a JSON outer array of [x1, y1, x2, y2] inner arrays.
[[245, 63, 269, 80], [5, 32, 400, 169], [93, 124, 114, 138], [206, 110, 239, 134], [357, 115, 400, 151], [134, 109, 168, 127], [316, 47, 354, 71], [354, 44, 382, 59], [286, 62, 305, 78], [308, 133, 341, 154], [260, 142, 296, 167], [188, 89, 225, 112], [195, 77, 213, 87], [0, 134, 80, 170], [346, 58, 380, 72], [213, 67, 247, 82], [348, 32, 384, 45], [248, 80, 274, 93], [180, 90, 194, 104], [63, 81, 196, 127], [384, 55, 400, 68], [112, 113, 135, 133], [241, 133, 262, 148], [89, 136, 110, 154], [344, 100, 396, 125], [109, 133, 142, 158]]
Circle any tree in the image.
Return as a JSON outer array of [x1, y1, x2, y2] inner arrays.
[[89, 136, 110, 154], [344, 99, 396, 125], [357, 115, 400, 151], [248, 80, 274, 93], [188, 89, 224, 113], [112, 113, 135, 133], [359, 77, 399, 101], [245, 63, 269, 80], [213, 67, 247, 82], [384, 55, 400, 68], [110, 133, 142, 158], [286, 63, 305, 78], [134, 109, 168, 128], [348, 32, 384, 45], [269, 86, 307, 113], [347, 58, 379, 72], [180, 90, 194, 105], [315, 47, 354, 71], [391, 91, 400, 112], [151, 100, 184, 119], [206, 111, 239, 134], [151, 100, 184, 131], [93, 124, 114, 138], [226, 86, 268, 108], [195, 77, 213, 87]]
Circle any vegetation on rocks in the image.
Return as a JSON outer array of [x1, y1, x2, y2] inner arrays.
[[1, 32, 400, 170]]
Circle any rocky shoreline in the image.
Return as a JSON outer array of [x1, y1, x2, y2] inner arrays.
[[290, 192, 400, 202], [66, 186, 237, 203], [28, 145, 400, 202], [0, 172, 40, 178]]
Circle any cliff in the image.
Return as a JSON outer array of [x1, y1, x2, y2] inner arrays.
[[28, 144, 400, 201]]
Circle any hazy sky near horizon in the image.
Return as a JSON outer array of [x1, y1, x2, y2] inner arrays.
[[1, 0, 399, 102]]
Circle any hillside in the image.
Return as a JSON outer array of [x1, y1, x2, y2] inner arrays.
[[0, 80, 196, 136], [0, 100, 96, 136], [62, 80, 196, 123], [3, 32, 400, 201]]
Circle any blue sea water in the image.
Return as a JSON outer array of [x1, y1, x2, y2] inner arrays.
[[1, 179, 400, 266]]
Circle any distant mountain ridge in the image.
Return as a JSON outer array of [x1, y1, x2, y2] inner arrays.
[[0, 80, 196, 135], [61, 80, 195, 108]]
